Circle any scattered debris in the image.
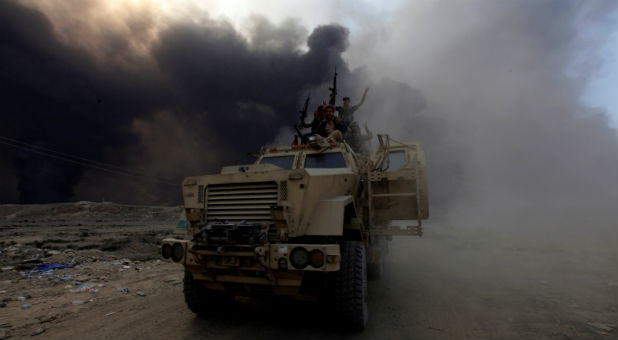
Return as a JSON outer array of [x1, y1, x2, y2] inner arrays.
[[30, 328, 45, 336], [35, 263, 74, 274], [78, 282, 96, 293], [137, 291, 146, 297], [39, 315, 56, 323], [105, 311, 116, 316], [586, 322, 616, 332], [0, 203, 181, 337]]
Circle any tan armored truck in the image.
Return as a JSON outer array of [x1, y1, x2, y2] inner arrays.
[[160, 135, 428, 330]]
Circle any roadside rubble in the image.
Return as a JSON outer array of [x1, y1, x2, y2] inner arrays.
[[1, 202, 615, 339], [30, 328, 45, 336], [0, 202, 182, 339], [587, 322, 617, 333], [0, 254, 176, 339]]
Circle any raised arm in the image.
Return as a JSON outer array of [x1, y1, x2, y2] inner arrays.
[[355, 87, 370, 108]]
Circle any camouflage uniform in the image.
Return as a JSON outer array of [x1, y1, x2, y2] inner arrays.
[[337, 88, 369, 128], [337, 105, 361, 129]]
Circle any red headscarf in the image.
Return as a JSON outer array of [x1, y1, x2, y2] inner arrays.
[[322, 104, 336, 116]]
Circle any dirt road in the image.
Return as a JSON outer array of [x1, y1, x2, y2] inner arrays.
[[1, 202, 616, 339]]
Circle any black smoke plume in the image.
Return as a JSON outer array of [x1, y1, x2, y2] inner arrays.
[[0, 0, 355, 204]]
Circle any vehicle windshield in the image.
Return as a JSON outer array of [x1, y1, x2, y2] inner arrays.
[[382, 150, 406, 172], [259, 155, 295, 169], [304, 152, 347, 169]]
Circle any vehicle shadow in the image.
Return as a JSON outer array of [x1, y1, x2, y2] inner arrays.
[[187, 295, 365, 338]]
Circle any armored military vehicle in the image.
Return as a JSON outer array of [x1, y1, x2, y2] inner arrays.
[[160, 134, 428, 330]]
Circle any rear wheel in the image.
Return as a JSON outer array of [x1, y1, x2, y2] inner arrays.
[[183, 270, 233, 316], [331, 240, 368, 330], [367, 261, 383, 280]]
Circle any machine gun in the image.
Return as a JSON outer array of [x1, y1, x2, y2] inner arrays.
[[328, 68, 338, 105], [295, 94, 311, 144]]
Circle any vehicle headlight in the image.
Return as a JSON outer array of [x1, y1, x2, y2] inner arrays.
[[289, 247, 310, 269], [161, 244, 172, 259], [309, 250, 324, 268]]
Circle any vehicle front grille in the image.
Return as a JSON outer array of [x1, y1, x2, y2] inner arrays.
[[206, 182, 278, 223]]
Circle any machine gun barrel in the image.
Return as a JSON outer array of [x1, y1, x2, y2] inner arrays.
[[295, 94, 311, 143], [298, 94, 310, 129], [328, 69, 338, 105]]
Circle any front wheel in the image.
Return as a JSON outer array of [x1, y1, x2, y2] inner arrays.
[[331, 240, 368, 330], [183, 270, 233, 316]]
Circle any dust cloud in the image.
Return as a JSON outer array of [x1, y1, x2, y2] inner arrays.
[[333, 3, 617, 336], [343, 1, 617, 233]]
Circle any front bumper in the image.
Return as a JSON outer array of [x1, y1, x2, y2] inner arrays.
[[160, 238, 341, 272]]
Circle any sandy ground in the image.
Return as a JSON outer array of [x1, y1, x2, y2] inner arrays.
[[0, 202, 616, 339]]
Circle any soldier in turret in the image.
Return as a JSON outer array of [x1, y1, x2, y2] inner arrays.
[[337, 87, 369, 127], [315, 104, 345, 143]]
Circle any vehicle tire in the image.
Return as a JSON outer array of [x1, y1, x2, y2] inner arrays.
[[367, 260, 383, 280], [183, 270, 232, 316], [367, 238, 385, 280], [331, 240, 368, 330]]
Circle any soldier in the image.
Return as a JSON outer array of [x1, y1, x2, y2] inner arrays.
[[337, 87, 369, 126], [315, 104, 345, 143]]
